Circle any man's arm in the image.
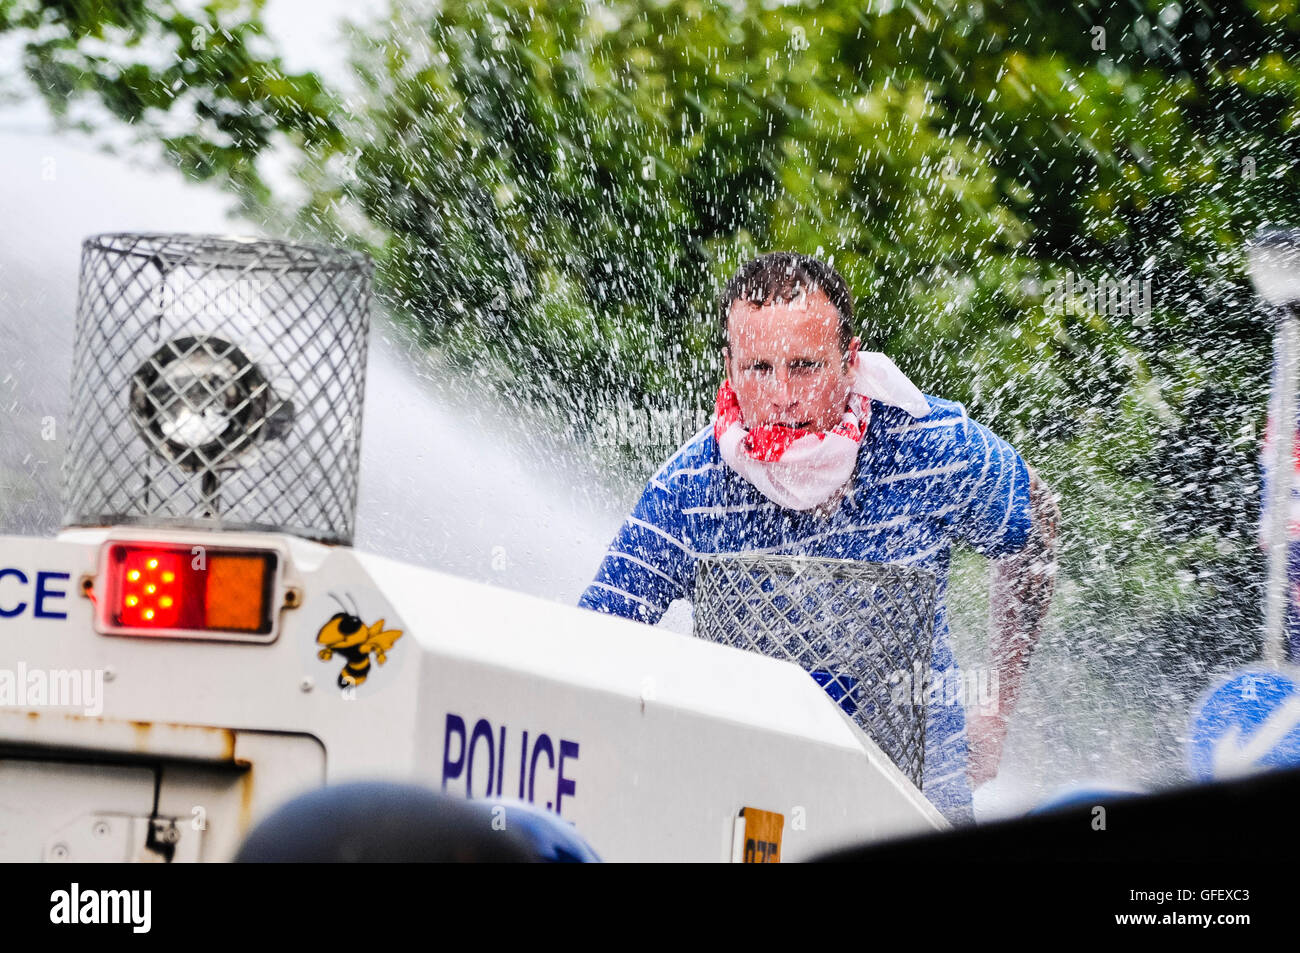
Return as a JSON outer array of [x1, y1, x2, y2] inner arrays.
[[967, 464, 1060, 786], [577, 477, 694, 625]]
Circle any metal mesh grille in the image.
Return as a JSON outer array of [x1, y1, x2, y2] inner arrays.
[[693, 554, 937, 788], [62, 234, 372, 544]]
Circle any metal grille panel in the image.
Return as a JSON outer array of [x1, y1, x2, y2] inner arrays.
[[693, 554, 937, 788], [62, 234, 372, 544]]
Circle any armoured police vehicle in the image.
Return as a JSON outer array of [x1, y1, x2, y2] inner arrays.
[[0, 234, 944, 862]]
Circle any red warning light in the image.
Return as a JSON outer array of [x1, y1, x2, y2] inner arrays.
[[101, 543, 277, 637], [117, 549, 182, 628]]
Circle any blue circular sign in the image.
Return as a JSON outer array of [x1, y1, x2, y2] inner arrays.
[[1187, 667, 1300, 781]]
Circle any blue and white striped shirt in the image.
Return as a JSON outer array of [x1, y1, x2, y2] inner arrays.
[[578, 395, 1033, 824]]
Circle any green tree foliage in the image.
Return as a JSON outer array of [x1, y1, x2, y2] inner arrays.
[[288, 0, 1299, 673], [5, 0, 1300, 675], [0, 0, 341, 207]]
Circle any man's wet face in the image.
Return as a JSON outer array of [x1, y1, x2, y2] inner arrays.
[[725, 287, 856, 432]]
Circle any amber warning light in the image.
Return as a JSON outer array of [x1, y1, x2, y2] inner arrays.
[[99, 543, 278, 639]]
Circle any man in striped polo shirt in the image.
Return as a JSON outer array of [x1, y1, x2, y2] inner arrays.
[[578, 252, 1059, 824]]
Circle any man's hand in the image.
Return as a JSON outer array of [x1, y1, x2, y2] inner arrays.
[[966, 710, 1010, 788], [968, 465, 1060, 787]]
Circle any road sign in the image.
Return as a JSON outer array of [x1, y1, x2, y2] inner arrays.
[[1187, 667, 1300, 781]]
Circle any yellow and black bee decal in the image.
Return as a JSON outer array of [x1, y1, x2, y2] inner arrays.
[[316, 595, 403, 690]]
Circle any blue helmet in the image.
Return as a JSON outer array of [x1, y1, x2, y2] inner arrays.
[[1027, 783, 1144, 816], [235, 782, 600, 862]]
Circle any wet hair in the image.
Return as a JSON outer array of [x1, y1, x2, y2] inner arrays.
[[718, 252, 855, 352]]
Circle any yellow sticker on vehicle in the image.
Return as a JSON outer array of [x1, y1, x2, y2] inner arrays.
[[302, 588, 406, 699], [733, 807, 783, 863]]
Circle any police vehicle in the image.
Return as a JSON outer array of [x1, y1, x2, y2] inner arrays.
[[0, 233, 943, 862]]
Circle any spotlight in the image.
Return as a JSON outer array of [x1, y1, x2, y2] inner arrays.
[[1246, 228, 1300, 309], [129, 335, 293, 471]]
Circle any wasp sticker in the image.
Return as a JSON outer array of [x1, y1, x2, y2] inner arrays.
[[310, 592, 404, 697]]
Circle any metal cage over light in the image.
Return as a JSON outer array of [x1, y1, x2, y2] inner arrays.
[[63, 234, 372, 545], [693, 554, 937, 789]]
